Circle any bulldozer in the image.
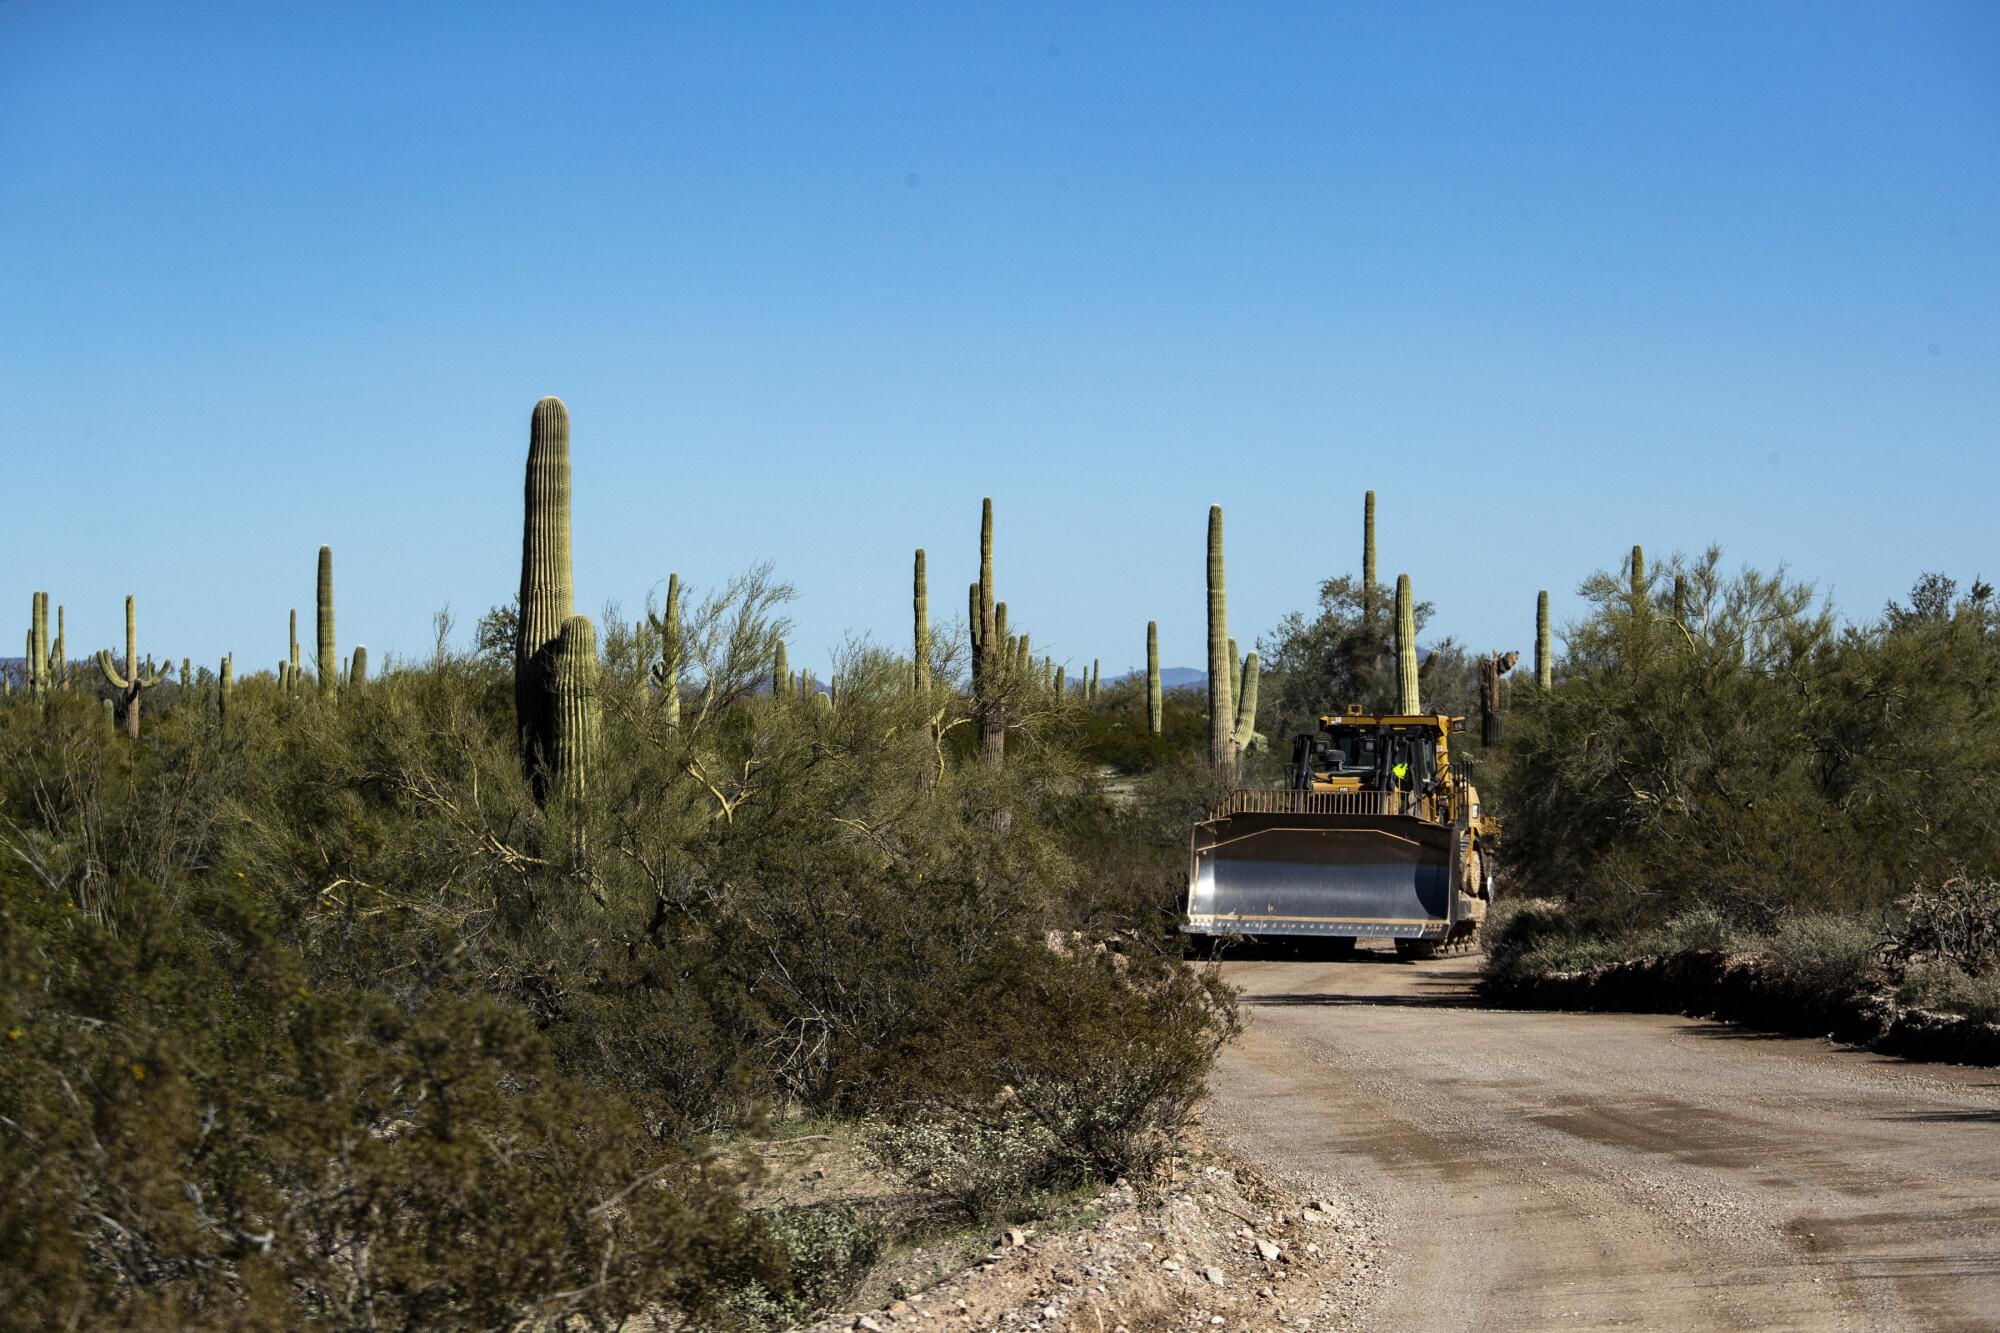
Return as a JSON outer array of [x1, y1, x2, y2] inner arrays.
[[1184, 705, 1496, 958]]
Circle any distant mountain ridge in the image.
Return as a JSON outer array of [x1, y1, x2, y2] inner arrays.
[[1108, 665, 1206, 689]]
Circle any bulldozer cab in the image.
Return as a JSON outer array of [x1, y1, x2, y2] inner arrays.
[[1290, 711, 1454, 797]]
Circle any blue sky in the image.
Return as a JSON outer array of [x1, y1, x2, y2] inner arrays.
[[4, 3, 1995, 678]]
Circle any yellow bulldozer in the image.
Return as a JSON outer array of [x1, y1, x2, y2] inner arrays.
[[1184, 705, 1496, 958]]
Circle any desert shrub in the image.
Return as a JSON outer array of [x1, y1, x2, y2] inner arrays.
[[1895, 960, 2000, 1025], [1644, 904, 1758, 957], [0, 865, 777, 1332], [866, 1116, 1067, 1222], [1761, 913, 1883, 1008], [1481, 899, 1629, 986]]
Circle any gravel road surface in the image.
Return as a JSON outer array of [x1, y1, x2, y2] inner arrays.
[[1206, 946, 2000, 1331]]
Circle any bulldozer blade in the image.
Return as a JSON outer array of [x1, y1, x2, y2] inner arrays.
[[1186, 811, 1454, 939]]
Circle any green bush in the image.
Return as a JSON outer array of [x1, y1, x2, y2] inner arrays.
[[1760, 913, 1883, 1008], [1896, 960, 2000, 1025], [0, 582, 1238, 1323]]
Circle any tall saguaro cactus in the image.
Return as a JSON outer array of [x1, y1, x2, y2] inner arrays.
[[1536, 590, 1552, 691], [1395, 573, 1420, 715], [515, 396, 575, 791], [773, 639, 790, 700], [549, 615, 600, 807], [1629, 544, 1647, 610], [912, 549, 930, 694], [219, 654, 234, 722], [1207, 505, 1235, 769], [976, 498, 1003, 765], [316, 545, 337, 696], [51, 602, 65, 689], [28, 592, 49, 701], [1146, 620, 1163, 735], [288, 609, 301, 693], [648, 572, 683, 728], [350, 646, 368, 687], [1363, 490, 1379, 629], [96, 596, 168, 739]]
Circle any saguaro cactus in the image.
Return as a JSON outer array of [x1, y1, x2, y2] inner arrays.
[[1087, 658, 1098, 703], [1146, 620, 1162, 735], [51, 602, 65, 689], [1395, 574, 1420, 715], [648, 573, 683, 727], [28, 592, 48, 700], [1228, 637, 1241, 707], [976, 498, 1002, 765], [1363, 490, 1379, 629], [349, 646, 368, 687], [289, 609, 301, 692], [1207, 505, 1235, 769], [548, 615, 600, 808], [219, 654, 234, 722], [1536, 591, 1552, 691], [913, 549, 930, 694], [1629, 544, 1647, 611], [96, 596, 168, 739], [316, 545, 337, 696], [773, 639, 790, 700], [1054, 663, 1066, 699], [516, 396, 575, 787], [1232, 651, 1260, 750], [180, 658, 191, 688]]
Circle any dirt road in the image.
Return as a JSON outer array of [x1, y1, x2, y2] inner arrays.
[[1207, 946, 2000, 1331]]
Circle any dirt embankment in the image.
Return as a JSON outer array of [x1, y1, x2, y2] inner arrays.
[[799, 1139, 1376, 1332], [1485, 949, 2000, 1066]]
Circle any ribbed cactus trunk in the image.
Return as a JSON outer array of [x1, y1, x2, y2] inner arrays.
[[977, 499, 1002, 766], [349, 646, 368, 686], [515, 397, 575, 798], [289, 610, 300, 693], [1228, 637, 1241, 708], [1146, 620, 1162, 736], [649, 572, 683, 727], [219, 654, 234, 722], [549, 615, 599, 808], [29, 592, 48, 701], [1536, 590, 1552, 691], [1395, 574, 1420, 715], [1207, 505, 1235, 770], [180, 658, 191, 688], [316, 544, 337, 697], [1232, 651, 1260, 750], [1630, 544, 1647, 610], [773, 639, 789, 700], [1089, 658, 1099, 703], [912, 549, 930, 694], [51, 602, 65, 690], [1363, 490, 1378, 630], [1053, 664, 1065, 699]]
